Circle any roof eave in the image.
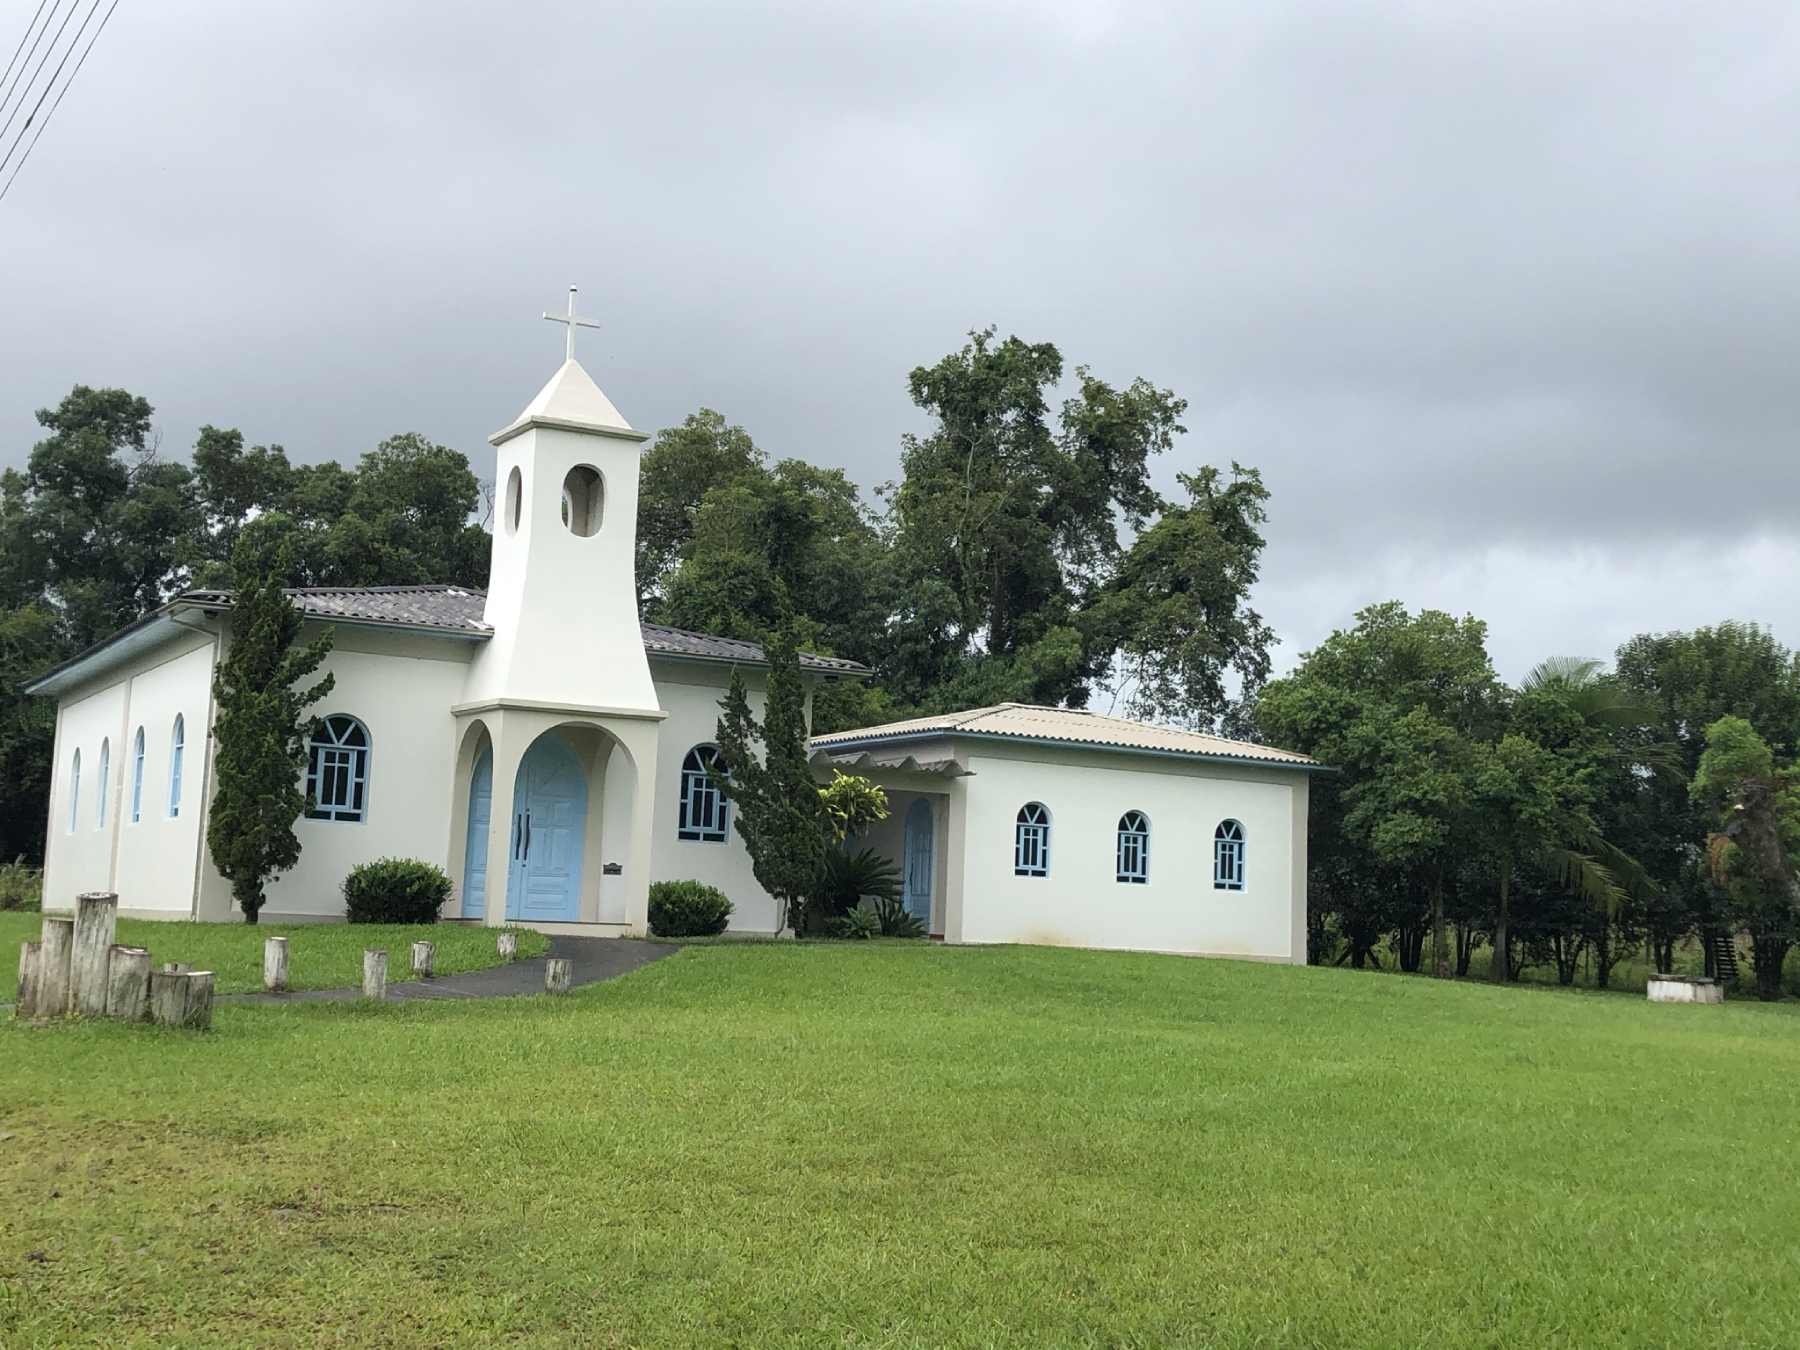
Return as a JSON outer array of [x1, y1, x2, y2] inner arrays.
[[809, 727, 1329, 773]]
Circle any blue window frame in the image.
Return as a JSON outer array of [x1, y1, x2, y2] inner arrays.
[[1214, 819, 1245, 890], [130, 727, 146, 824], [97, 738, 110, 829], [678, 745, 728, 842], [168, 715, 184, 817], [306, 715, 370, 822], [1014, 802, 1051, 877], [1117, 810, 1150, 884]]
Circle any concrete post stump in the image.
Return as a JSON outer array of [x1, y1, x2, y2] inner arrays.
[[263, 936, 289, 993], [71, 891, 119, 1016], [545, 958, 573, 994], [38, 917, 74, 1017], [362, 949, 388, 1000], [15, 940, 41, 1019], [411, 940, 435, 979], [497, 931, 517, 962], [105, 946, 150, 1021]]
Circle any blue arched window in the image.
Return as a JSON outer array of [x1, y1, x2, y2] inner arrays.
[[168, 715, 185, 817], [97, 738, 110, 829], [678, 745, 728, 842], [1014, 802, 1051, 877], [67, 748, 81, 833], [1116, 810, 1150, 884], [306, 715, 370, 822], [1214, 819, 1245, 890], [130, 727, 146, 823]]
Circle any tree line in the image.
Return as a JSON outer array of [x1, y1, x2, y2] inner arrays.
[[1255, 605, 1800, 998], [0, 327, 1277, 864]]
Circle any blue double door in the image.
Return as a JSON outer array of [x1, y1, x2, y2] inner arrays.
[[462, 734, 587, 922]]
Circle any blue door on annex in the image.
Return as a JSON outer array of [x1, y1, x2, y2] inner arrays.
[[507, 735, 587, 923], [901, 798, 934, 929], [461, 748, 493, 918]]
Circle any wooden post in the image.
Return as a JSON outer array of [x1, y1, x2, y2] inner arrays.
[[263, 936, 289, 993], [411, 940, 435, 979], [105, 946, 150, 1021], [15, 940, 41, 1019], [497, 931, 517, 961], [545, 958, 573, 994], [362, 949, 388, 1000], [39, 916, 75, 1017]]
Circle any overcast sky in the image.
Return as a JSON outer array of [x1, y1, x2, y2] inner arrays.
[[4, 0, 1799, 682]]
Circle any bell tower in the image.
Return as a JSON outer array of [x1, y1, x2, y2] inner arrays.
[[463, 291, 658, 712]]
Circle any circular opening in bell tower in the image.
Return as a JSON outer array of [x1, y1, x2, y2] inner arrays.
[[560, 464, 604, 538], [504, 467, 522, 534]]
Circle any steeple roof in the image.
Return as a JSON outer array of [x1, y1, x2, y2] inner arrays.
[[489, 358, 648, 447]]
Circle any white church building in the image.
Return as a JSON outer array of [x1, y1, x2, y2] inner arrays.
[[29, 314, 1321, 961]]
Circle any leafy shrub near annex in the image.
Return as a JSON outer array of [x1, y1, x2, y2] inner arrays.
[[342, 857, 452, 924], [648, 880, 734, 937]]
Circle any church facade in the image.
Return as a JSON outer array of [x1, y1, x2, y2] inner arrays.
[[29, 339, 1321, 961]]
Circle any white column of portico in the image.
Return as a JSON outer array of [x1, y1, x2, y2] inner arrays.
[[480, 708, 528, 928], [610, 718, 661, 938]]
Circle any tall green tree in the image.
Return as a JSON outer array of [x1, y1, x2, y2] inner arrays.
[[1256, 603, 1505, 976], [207, 521, 334, 924], [1691, 715, 1800, 1000], [714, 625, 828, 934], [884, 328, 1270, 727], [635, 409, 765, 604], [1615, 624, 1800, 971]]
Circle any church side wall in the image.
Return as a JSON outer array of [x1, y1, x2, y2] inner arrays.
[[953, 744, 1309, 962], [246, 632, 474, 922], [648, 663, 782, 934], [43, 633, 215, 917]]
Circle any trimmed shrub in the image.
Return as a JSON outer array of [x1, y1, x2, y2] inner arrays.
[[342, 857, 452, 924], [648, 880, 733, 937]]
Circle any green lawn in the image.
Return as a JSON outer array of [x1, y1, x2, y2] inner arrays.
[[0, 914, 548, 998], [4, 943, 1799, 1347]]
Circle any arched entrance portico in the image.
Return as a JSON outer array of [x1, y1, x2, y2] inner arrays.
[[447, 700, 664, 934]]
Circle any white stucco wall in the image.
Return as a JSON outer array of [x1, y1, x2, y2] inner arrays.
[[42, 632, 215, 916], [646, 662, 782, 933], [241, 627, 476, 922], [950, 743, 1309, 961]]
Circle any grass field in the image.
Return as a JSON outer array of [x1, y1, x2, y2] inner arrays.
[[0, 914, 548, 998], [4, 942, 1799, 1348]]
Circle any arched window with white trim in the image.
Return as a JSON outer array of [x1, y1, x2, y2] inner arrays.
[[1117, 810, 1150, 884], [168, 715, 185, 817], [306, 715, 370, 822], [67, 748, 80, 833], [1014, 802, 1051, 877], [678, 745, 728, 842], [130, 727, 146, 824], [1214, 819, 1245, 890], [97, 738, 110, 829]]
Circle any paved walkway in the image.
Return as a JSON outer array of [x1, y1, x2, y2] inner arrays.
[[227, 934, 679, 1005]]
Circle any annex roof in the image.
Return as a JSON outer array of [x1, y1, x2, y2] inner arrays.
[[26, 585, 867, 696], [810, 702, 1322, 771]]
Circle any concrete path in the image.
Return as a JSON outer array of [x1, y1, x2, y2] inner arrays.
[[226, 934, 679, 1005]]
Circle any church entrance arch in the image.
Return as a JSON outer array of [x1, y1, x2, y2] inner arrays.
[[507, 732, 587, 923]]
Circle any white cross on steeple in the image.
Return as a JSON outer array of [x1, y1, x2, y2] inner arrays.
[[542, 286, 600, 362]]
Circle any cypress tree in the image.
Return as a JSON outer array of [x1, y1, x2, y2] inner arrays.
[[207, 519, 333, 924], [715, 624, 827, 934]]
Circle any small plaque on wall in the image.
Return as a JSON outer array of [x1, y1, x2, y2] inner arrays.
[[602, 862, 623, 876]]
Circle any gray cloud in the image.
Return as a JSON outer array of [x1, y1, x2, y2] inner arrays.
[[4, 0, 1798, 683]]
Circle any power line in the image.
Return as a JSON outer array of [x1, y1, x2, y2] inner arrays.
[[0, 0, 103, 178], [0, 0, 60, 119], [0, 0, 118, 205], [0, 0, 80, 145], [0, 0, 53, 106]]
